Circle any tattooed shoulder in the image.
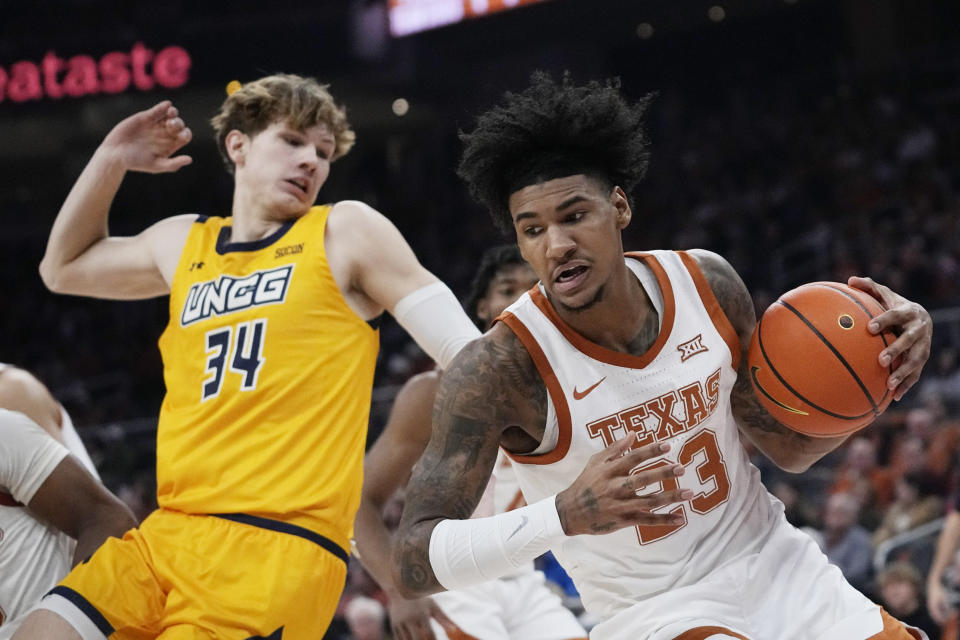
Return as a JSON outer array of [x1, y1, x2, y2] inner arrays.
[[687, 249, 755, 336], [434, 323, 548, 444]]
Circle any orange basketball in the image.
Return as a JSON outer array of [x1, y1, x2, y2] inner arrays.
[[747, 281, 896, 438]]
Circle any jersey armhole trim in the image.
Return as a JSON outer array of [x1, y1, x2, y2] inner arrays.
[[677, 251, 742, 372], [499, 312, 571, 466], [671, 625, 752, 640]]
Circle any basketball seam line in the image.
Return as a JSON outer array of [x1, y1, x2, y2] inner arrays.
[[811, 283, 894, 406], [757, 315, 873, 421], [778, 299, 880, 414]]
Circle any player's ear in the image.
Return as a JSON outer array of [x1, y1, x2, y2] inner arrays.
[[475, 299, 491, 328], [611, 186, 632, 229], [225, 130, 248, 167]]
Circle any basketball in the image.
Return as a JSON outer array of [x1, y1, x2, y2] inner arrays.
[[747, 282, 896, 438]]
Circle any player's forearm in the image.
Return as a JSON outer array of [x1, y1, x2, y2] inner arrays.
[[393, 518, 445, 598], [394, 495, 565, 598], [928, 511, 960, 588], [738, 419, 846, 473], [732, 375, 847, 473], [40, 147, 127, 292], [353, 500, 407, 598], [72, 500, 137, 565]]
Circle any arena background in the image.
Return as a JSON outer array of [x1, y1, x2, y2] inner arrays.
[[2, 1, 959, 637]]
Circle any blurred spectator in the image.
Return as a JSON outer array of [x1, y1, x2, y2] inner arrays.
[[821, 492, 874, 595], [829, 436, 895, 521], [918, 348, 960, 413], [873, 471, 946, 549], [877, 561, 941, 640], [771, 479, 820, 530], [344, 596, 389, 640]]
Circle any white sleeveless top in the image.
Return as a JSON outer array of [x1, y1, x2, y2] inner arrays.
[[499, 250, 784, 618]]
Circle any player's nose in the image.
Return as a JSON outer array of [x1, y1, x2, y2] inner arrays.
[[544, 226, 576, 259]]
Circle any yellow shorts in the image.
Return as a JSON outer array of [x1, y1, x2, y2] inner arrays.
[[43, 509, 348, 639]]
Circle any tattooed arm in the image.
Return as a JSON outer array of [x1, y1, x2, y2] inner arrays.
[[393, 323, 691, 596], [688, 249, 849, 472], [392, 325, 535, 596]]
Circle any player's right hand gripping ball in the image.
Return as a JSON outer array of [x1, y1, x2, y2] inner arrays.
[[747, 282, 897, 438]]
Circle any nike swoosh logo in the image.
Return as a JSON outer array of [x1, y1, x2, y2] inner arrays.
[[507, 515, 529, 540], [750, 366, 809, 416], [573, 377, 606, 400]]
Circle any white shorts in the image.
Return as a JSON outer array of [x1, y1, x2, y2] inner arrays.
[[589, 520, 926, 640], [430, 569, 587, 640]]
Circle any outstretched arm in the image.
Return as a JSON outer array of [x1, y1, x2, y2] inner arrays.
[[39, 101, 194, 300], [325, 200, 481, 369], [689, 249, 932, 472], [392, 324, 689, 597], [354, 372, 457, 639]]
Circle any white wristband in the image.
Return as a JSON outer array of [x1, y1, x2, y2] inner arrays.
[[393, 282, 481, 370], [428, 494, 565, 591]]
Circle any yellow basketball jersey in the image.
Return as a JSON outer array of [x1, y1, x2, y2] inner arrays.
[[156, 205, 379, 551]]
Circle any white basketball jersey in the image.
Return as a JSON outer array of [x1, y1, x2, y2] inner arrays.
[[499, 251, 784, 619], [0, 408, 95, 638]]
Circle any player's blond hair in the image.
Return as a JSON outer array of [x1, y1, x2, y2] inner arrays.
[[211, 74, 356, 174]]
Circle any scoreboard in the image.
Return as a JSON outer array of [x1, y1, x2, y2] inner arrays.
[[388, 0, 553, 37]]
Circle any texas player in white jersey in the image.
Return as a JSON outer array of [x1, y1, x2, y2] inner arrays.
[[394, 73, 934, 640], [355, 245, 586, 640], [0, 365, 136, 638]]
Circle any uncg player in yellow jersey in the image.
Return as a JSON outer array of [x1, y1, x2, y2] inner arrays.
[[16, 74, 481, 640]]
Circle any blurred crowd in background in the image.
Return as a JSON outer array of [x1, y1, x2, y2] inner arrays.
[[1, 1, 959, 638]]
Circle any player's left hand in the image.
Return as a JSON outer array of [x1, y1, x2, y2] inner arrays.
[[848, 276, 932, 401], [388, 595, 456, 640]]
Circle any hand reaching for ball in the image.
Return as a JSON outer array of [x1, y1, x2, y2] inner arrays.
[[847, 276, 932, 402]]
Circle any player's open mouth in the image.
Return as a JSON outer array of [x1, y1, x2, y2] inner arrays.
[[286, 178, 308, 195], [554, 264, 589, 293], [556, 265, 587, 283]]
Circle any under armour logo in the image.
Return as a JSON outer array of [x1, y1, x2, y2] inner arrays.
[[677, 334, 709, 362]]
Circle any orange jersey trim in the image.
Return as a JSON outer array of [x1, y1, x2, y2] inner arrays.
[[499, 311, 572, 466], [870, 609, 925, 640], [528, 253, 676, 369], [672, 626, 751, 640], [435, 619, 480, 640], [506, 490, 527, 512], [677, 251, 742, 372]]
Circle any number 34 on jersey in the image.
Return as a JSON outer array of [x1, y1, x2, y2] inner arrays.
[[202, 319, 268, 401]]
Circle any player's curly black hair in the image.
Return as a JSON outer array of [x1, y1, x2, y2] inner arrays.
[[464, 244, 527, 328], [457, 71, 653, 233]]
